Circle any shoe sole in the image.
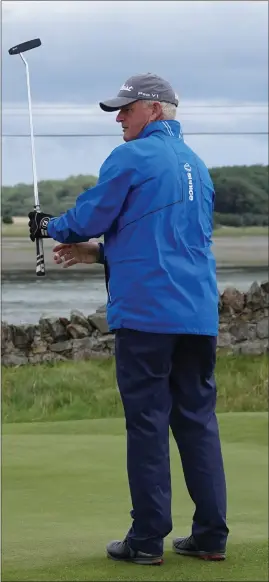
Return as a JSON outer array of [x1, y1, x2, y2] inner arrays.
[[173, 547, 225, 561], [107, 552, 163, 565]]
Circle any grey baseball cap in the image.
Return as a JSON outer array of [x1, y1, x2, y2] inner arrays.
[[99, 73, 178, 112]]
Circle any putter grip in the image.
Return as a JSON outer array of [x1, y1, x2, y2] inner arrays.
[[36, 237, 45, 276]]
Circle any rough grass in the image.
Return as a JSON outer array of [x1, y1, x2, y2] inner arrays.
[[2, 413, 268, 581], [2, 354, 268, 424]]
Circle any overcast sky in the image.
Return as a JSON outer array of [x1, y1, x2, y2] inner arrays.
[[2, 0, 268, 186]]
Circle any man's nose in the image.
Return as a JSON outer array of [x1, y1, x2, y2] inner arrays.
[[116, 110, 124, 123]]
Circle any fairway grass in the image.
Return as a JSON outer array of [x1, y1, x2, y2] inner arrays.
[[2, 413, 268, 581]]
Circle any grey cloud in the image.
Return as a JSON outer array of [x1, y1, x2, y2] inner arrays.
[[2, 101, 268, 184], [3, 1, 268, 104], [2, 1, 268, 185], [3, 101, 268, 135]]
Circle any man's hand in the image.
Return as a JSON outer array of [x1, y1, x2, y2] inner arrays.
[[28, 211, 54, 241], [53, 241, 101, 268]]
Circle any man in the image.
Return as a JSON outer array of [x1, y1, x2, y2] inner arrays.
[[28, 73, 229, 566]]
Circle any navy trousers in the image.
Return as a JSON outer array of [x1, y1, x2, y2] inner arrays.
[[115, 329, 229, 555]]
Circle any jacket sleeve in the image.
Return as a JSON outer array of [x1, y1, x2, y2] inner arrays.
[[47, 148, 134, 243]]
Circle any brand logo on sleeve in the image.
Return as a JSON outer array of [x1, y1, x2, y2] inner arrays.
[[184, 163, 194, 201]]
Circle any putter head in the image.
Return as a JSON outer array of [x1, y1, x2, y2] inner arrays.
[[8, 38, 41, 56]]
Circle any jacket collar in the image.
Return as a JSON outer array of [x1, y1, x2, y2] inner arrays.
[[137, 120, 183, 140]]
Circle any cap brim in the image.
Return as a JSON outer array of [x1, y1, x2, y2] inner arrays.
[[99, 96, 137, 112]]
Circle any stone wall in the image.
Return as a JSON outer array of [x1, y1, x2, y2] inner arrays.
[[1, 281, 268, 367]]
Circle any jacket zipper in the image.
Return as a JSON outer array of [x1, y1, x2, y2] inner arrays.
[[107, 281, 112, 303], [104, 257, 112, 303]]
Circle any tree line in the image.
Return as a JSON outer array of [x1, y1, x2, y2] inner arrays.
[[2, 165, 268, 227]]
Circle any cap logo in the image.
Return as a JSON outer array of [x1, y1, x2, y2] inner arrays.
[[120, 84, 133, 92], [137, 91, 159, 98]]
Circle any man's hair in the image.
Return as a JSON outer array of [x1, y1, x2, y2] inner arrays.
[[142, 100, 177, 120]]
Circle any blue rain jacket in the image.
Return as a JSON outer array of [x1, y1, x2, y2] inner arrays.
[[48, 120, 219, 334]]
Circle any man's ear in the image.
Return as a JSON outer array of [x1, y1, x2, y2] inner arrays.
[[151, 101, 163, 121]]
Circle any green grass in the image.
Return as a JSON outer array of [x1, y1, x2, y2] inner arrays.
[[1, 223, 29, 237], [2, 354, 268, 424], [213, 225, 268, 237], [2, 413, 268, 581], [1, 221, 104, 239], [2, 223, 268, 238]]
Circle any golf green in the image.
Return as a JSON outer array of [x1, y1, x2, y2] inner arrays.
[[2, 413, 268, 581]]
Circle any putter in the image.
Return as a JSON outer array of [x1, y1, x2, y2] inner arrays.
[[9, 38, 45, 277]]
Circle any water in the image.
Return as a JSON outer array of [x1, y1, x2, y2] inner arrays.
[[2, 268, 268, 325], [1, 272, 107, 325]]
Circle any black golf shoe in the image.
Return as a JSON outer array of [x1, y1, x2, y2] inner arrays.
[[173, 535, 226, 561], [106, 538, 163, 565]]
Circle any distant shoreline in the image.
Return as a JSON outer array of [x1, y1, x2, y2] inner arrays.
[[2, 235, 268, 273], [2, 265, 269, 279]]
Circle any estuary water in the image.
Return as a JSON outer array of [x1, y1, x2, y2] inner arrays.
[[2, 267, 268, 325]]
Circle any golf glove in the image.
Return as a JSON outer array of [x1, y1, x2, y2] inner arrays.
[[28, 211, 54, 241]]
